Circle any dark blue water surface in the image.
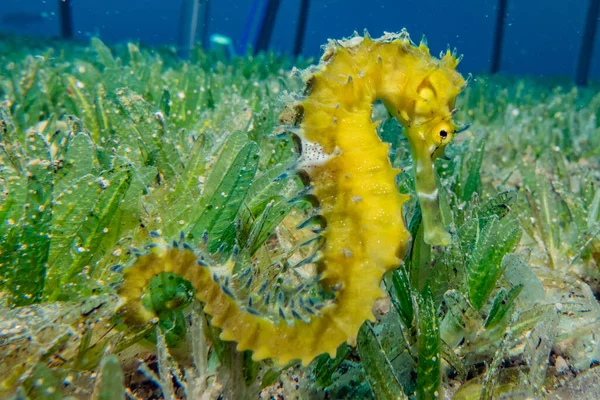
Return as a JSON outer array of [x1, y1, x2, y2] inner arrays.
[[1, 0, 599, 78]]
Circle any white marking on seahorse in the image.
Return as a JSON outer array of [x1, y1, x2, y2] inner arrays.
[[297, 133, 340, 174]]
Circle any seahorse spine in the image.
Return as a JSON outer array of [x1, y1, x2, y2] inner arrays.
[[119, 30, 465, 366]]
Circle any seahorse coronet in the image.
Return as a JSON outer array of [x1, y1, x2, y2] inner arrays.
[[117, 30, 465, 367]]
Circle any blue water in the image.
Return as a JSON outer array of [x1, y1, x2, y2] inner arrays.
[[1, 0, 599, 78]]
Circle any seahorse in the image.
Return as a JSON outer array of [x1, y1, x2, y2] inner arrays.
[[118, 30, 465, 366]]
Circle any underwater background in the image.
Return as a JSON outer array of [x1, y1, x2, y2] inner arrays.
[[3, 0, 600, 78], [1, 0, 600, 399]]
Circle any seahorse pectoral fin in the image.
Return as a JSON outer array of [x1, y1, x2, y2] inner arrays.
[[410, 141, 451, 246]]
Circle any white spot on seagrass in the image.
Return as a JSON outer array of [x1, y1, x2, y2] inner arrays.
[[418, 189, 439, 200], [555, 356, 568, 373], [275, 125, 302, 135], [352, 196, 363, 203], [373, 296, 390, 317], [279, 92, 296, 104], [342, 248, 353, 258]]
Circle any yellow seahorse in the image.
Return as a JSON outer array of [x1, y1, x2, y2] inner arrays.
[[118, 30, 465, 366]]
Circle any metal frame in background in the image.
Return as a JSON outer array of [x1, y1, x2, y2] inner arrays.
[[254, 0, 282, 54], [178, 0, 210, 59], [57, 0, 211, 59], [58, 0, 73, 39], [576, 0, 600, 86], [492, 0, 600, 85], [240, 0, 311, 56], [490, 0, 507, 74], [293, 0, 310, 56], [56, 0, 597, 83]]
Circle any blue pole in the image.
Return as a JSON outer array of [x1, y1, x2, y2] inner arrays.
[[200, 0, 210, 48], [490, 0, 507, 73], [58, 0, 73, 39], [238, 0, 262, 54], [254, 0, 281, 54], [178, 0, 210, 59], [575, 0, 600, 86], [293, 0, 310, 56]]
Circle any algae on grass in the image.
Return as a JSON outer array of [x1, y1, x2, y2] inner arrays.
[[1, 33, 599, 399], [0, 33, 305, 398]]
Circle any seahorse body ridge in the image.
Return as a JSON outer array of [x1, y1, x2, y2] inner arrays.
[[119, 30, 465, 366]]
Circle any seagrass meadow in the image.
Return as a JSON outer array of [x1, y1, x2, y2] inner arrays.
[[1, 31, 600, 399]]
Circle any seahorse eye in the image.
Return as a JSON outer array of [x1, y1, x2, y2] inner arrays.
[[430, 121, 453, 146]]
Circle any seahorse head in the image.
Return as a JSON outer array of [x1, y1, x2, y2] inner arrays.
[[390, 48, 465, 159], [383, 45, 466, 246]]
